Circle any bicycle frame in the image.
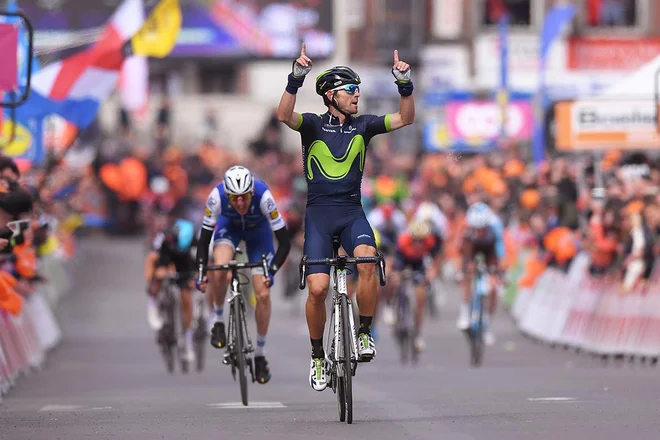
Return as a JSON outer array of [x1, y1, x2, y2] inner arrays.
[[471, 254, 490, 335], [332, 264, 358, 375]]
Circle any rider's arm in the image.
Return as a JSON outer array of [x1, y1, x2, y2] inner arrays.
[[277, 90, 304, 130], [385, 94, 415, 131], [271, 226, 291, 275], [145, 251, 159, 282], [195, 188, 222, 273], [259, 189, 290, 274]]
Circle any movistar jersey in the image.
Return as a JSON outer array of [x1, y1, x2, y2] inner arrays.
[[295, 112, 393, 206]]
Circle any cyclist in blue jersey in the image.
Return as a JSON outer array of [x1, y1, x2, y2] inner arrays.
[[277, 43, 415, 391], [457, 202, 505, 346], [195, 166, 291, 384], [145, 201, 197, 362]]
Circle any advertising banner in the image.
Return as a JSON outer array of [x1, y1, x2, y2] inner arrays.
[[24, 0, 334, 59], [568, 38, 660, 71], [554, 100, 660, 150], [423, 97, 533, 152]]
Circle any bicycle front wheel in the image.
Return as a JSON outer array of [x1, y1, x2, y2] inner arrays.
[[340, 294, 353, 424], [233, 298, 249, 405], [470, 296, 484, 367]]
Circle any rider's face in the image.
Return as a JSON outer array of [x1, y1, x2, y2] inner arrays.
[[330, 87, 360, 115], [229, 193, 252, 215]]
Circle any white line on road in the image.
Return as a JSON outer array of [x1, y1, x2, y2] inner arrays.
[[207, 402, 286, 409], [39, 405, 84, 412], [527, 397, 577, 402], [91, 406, 113, 410]]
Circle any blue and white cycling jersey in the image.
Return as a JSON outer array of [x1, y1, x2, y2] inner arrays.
[[201, 179, 286, 283], [201, 180, 285, 233], [487, 210, 505, 260]]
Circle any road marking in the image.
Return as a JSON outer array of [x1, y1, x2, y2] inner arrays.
[[527, 397, 577, 402], [207, 401, 286, 409], [91, 406, 113, 410], [39, 405, 84, 412]]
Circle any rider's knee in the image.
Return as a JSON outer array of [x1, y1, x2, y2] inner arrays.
[[307, 277, 329, 302], [153, 266, 168, 280], [357, 262, 376, 279], [254, 285, 270, 304]]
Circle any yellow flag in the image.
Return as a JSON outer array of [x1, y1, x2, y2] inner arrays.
[[130, 0, 182, 58]]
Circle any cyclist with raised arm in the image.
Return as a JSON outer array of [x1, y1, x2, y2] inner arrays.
[[277, 43, 415, 391], [195, 166, 291, 384], [458, 202, 504, 346], [144, 201, 197, 362]]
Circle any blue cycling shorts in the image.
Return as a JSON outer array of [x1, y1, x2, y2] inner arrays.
[[213, 217, 275, 285], [303, 205, 377, 275]]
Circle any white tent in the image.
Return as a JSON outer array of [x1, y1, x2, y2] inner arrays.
[[596, 54, 660, 100]]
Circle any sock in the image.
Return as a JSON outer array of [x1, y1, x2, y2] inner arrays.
[[311, 338, 324, 359], [185, 328, 193, 347], [214, 304, 224, 324], [359, 315, 373, 335], [255, 334, 266, 357]]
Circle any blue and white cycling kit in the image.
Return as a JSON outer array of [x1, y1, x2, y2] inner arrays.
[[201, 180, 285, 284], [486, 211, 505, 260]]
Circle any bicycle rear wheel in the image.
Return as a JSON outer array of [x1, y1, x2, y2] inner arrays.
[[233, 298, 249, 406], [340, 294, 353, 424]]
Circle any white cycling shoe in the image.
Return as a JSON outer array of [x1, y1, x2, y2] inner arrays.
[[357, 333, 377, 361], [147, 298, 164, 331], [309, 357, 328, 391], [456, 304, 470, 331]]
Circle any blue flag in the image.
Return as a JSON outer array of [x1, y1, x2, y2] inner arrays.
[[532, 4, 576, 164]]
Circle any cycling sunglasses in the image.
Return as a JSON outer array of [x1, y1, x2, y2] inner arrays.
[[228, 193, 252, 203], [332, 84, 360, 95]]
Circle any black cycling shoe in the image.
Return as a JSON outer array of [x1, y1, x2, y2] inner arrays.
[[254, 356, 271, 384], [210, 322, 226, 349]]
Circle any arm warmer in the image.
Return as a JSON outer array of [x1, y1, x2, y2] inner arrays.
[[270, 226, 292, 274]]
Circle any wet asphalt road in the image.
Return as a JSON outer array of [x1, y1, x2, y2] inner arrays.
[[2, 236, 660, 440]]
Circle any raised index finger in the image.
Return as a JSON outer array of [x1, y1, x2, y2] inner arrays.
[[301, 42, 306, 56], [393, 49, 399, 63]]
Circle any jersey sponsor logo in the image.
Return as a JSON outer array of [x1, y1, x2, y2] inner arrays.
[[265, 198, 275, 211], [306, 135, 366, 181], [269, 208, 279, 220], [322, 127, 337, 133], [205, 207, 212, 217]]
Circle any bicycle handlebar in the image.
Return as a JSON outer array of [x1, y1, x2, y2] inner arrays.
[[298, 253, 387, 290], [204, 253, 269, 279]]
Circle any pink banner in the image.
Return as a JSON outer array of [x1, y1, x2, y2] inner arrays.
[[0, 23, 18, 93], [446, 100, 533, 143]]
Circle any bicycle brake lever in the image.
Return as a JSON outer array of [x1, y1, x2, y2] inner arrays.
[[299, 256, 307, 290], [378, 254, 386, 287]]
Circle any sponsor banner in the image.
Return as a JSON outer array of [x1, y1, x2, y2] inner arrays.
[[554, 100, 660, 150], [446, 100, 533, 143], [23, 0, 333, 59], [423, 97, 533, 152], [568, 38, 660, 71]]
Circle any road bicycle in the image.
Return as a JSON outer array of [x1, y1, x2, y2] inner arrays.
[[299, 237, 386, 424], [204, 251, 270, 406]]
